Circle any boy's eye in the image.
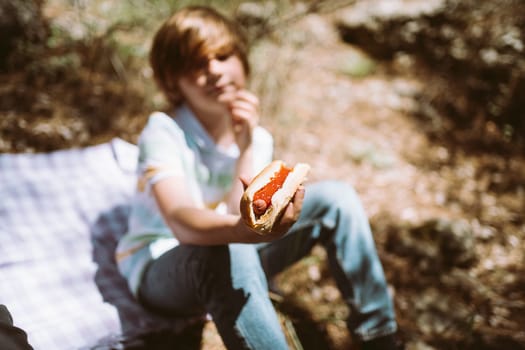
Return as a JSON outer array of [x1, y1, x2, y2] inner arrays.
[[215, 53, 231, 61]]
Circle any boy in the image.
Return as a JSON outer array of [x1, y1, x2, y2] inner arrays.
[[116, 5, 399, 349]]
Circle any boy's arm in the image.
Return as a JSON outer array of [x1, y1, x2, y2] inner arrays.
[[226, 144, 254, 214], [224, 89, 260, 214], [152, 175, 303, 245]]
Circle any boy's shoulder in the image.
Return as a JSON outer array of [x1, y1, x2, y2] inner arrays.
[[147, 111, 174, 124], [139, 111, 185, 141], [144, 111, 181, 131]]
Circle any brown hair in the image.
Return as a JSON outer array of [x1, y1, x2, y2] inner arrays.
[[149, 6, 250, 107]]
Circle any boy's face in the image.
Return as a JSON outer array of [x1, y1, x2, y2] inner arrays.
[[178, 53, 247, 117]]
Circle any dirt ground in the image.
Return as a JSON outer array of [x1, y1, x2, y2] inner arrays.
[[1, 2, 524, 350], [241, 12, 524, 350]]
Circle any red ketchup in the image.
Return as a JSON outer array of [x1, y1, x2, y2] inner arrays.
[[252, 165, 291, 216]]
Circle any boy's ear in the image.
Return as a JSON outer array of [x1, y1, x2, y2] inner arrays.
[[164, 76, 182, 105], [166, 75, 179, 91]]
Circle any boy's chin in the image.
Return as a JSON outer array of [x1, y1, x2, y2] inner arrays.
[[201, 100, 231, 116]]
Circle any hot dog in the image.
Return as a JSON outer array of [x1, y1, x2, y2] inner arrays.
[[240, 160, 310, 235]]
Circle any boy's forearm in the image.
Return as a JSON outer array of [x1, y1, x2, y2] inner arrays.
[[152, 176, 262, 245], [165, 206, 262, 245]]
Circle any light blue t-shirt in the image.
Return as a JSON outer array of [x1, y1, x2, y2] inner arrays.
[[116, 105, 273, 296]]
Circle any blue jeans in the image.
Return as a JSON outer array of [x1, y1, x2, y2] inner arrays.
[[138, 181, 397, 349]]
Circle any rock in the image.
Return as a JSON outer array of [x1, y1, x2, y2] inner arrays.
[[235, 1, 276, 27], [335, 0, 525, 145], [234, 1, 277, 40], [386, 218, 477, 272]]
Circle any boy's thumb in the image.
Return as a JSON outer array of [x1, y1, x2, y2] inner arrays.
[[239, 176, 250, 191]]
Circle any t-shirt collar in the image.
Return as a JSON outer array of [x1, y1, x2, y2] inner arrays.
[[174, 104, 238, 157]]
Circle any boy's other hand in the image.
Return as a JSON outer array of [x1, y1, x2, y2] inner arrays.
[[228, 90, 260, 152]]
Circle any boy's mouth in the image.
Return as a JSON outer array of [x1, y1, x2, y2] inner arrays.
[[207, 83, 237, 101]]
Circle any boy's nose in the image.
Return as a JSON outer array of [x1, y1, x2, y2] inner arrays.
[[208, 58, 217, 67], [206, 59, 222, 84]]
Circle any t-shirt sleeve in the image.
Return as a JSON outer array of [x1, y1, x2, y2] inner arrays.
[[137, 112, 187, 189], [252, 126, 274, 174]]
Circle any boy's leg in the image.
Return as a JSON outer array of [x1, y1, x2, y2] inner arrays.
[[258, 180, 397, 342], [138, 244, 288, 350]]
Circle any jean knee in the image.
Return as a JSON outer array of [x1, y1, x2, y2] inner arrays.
[[307, 180, 361, 212], [228, 244, 268, 291]]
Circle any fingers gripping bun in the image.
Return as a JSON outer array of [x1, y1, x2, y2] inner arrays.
[[240, 160, 310, 235]]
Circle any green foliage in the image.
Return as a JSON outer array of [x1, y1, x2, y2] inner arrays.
[[338, 50, 376, 78], [40, 0, 258, 76], [27, 52, 82, 80], [46, 23, 74, 49]]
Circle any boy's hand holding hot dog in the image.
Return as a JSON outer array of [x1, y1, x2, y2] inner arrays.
[[240, 160, 310, 236]]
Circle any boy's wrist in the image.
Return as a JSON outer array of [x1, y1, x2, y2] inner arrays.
[[237, 137, 254, 155], [233, 216, 251, 242], [234, 216, 265, 243]]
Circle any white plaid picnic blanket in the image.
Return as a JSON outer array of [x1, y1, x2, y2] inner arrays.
[[0, 139, 187, 349]]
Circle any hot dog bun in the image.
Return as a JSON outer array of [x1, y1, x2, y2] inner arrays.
[[240, 160, 310, 235]]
